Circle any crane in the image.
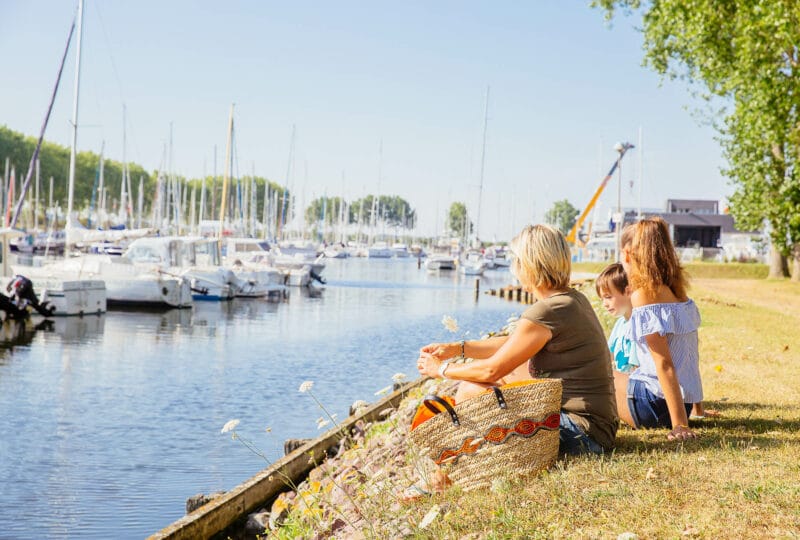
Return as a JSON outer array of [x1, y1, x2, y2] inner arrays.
[[566, 142, 634, 246]]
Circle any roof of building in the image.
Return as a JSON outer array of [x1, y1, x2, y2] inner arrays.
[[623, 211, 738, 233]]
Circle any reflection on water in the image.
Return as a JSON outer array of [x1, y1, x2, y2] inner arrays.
[[0, 259, 518, 539]]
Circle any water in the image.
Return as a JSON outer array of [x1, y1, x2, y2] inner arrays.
[[0, 258, 520, 539]]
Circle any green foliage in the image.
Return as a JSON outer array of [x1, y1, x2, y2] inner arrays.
[[544, 199, 579, 235], [593, 1, 800, 268], [0, 125, 153, 211], [1, 126, 289, 229], [348, 194, 416, 228], [448, 201, 472, 237], [305, 196, 346, 227]]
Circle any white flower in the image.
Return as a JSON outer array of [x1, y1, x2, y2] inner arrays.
[[391, 372, 407, 383], [351, 399, 369, 412], [317, 418, 330, 429], [299, 380, 314, 393], [374, 385, 393, 396], [220, 419, 240, 434], [441, 315, 459, 333]]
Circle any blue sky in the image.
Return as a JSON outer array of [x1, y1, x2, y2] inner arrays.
[[0, 1, 728, 240]]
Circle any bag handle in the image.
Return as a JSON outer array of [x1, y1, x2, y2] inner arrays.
[[423, 395, 460, 426], [490, 386, 507, 409], [422, 387, 507, 427]]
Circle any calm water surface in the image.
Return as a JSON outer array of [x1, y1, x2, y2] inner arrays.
[[0, 258, 520, 539]]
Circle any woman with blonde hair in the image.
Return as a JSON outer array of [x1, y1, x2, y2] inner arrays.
[[616, 217, 704, 441], [417, 224, 618, 455]]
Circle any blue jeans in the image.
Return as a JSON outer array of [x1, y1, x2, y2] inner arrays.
[[627, 378, 692, 429], [559, 412, 604, 456]]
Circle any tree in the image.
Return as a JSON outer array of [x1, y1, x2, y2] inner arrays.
[[349, 195, 416, 229], [544, 199, 580, 235], [305, 196, 346, 227], [594, 1, 800, 279], [448, 201, 472, 238]]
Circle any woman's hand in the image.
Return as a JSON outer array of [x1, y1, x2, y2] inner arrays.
[[420, 342, 458, 360], [667, 424, 697, 441], [417, 351, 442, 378]]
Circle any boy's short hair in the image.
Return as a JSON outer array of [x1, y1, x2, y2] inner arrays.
[[595, 262, 628, 296]]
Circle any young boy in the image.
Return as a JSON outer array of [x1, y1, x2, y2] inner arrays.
[[596, 263, 638, 373]]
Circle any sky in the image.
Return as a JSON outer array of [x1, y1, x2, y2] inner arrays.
[[0, 1, 730, 241]]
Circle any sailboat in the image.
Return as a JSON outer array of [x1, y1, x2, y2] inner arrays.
[[8, 0, 106, 316]]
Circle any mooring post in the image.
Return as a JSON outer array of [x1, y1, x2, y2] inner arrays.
[[474, 277, 480, 302]]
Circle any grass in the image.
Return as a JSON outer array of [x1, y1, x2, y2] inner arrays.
[[573, 261, 770, 280], [410, 279, 800, 539], [265, 278, 800, 539]]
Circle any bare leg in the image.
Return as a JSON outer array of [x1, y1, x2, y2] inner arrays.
[[691, 402, 705, 417], [614, 370, 635, 427], [454, 381, 494, 403], [503, 361, 534, 383], [454, 363, 533, 403]]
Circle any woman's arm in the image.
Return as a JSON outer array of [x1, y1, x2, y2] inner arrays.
[[418, 319, 551, 383], [643, 332, 697, 440], [420, 335, 509, 360]]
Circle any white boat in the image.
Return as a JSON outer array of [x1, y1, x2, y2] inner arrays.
[[459, 250, 487, 275], [391, 243, 410, 258], [323, 244, 349, 258], [4, 1, 107, 317], [425, 245, 456, 271], [181, 238, 236, 301], [487, 245, 511, 268], [36, 277, 106, 316], [3, 229, 107, 316], [222, 237, 306, 291], [368, 241, 393, 258], [189, 237, 288, 300]]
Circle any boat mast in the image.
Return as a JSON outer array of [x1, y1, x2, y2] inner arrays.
[[120, 104, 128, 227], [137, 176, 143, 229], [476, 85, 489, 247], [66, 0, 84, 245], [218, 103, 234, 242]]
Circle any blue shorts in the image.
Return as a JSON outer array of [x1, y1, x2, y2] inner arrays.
[[627, 378, 692, 429], [559, 412, 604, 456]]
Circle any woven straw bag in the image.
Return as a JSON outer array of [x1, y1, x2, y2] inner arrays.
[[408, 379, 562, 491]]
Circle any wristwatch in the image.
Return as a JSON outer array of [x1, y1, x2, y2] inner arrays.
[[437, 360, 452, 379]]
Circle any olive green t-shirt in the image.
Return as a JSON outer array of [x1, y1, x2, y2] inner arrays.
[[521, 288, 618, 450]]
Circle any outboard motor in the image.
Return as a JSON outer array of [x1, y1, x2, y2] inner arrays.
[[0, 292, 28, 320], [7, 275, 56, 317], [309, 269, 326, 285]]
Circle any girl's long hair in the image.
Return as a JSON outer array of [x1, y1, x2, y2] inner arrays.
[[624, 217, 688, 300]]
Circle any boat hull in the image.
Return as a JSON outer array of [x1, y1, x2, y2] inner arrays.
[[39, 279, 107, 316]]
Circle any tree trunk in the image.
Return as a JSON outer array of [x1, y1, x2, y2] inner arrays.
[[768, 242, 788, 278], [791, 245, 800, 282]]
